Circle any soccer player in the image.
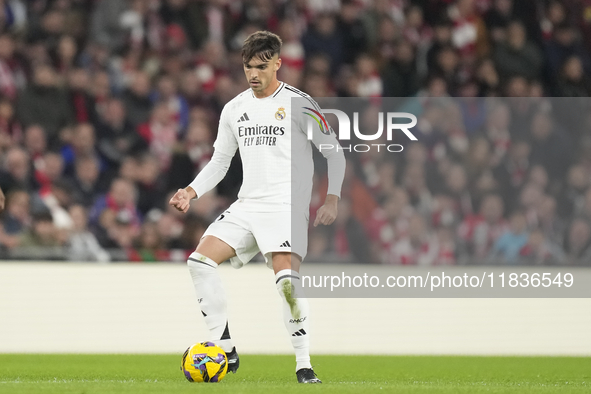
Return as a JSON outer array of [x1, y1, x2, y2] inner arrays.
[[169, 31, 345, 383]]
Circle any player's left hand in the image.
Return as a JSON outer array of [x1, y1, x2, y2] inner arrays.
[[314, 195, 339, 227]]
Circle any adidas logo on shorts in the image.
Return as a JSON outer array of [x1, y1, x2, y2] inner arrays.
[[280, 240, 291, 247]]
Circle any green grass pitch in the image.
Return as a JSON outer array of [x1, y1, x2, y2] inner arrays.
[[0, 354, 589, 393]]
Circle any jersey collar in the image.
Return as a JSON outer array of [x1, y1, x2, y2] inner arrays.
[[251, 81, 284, 99]]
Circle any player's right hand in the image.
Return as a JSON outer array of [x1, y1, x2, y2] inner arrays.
[[169, 188, 191, 213]]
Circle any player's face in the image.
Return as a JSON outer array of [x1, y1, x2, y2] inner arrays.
[[244, 54, 281, 96]]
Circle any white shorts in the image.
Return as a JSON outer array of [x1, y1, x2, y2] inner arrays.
[[202, 201, 309, 269]]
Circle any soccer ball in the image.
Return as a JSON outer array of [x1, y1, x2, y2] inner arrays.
[[181, 342, 228, 383]]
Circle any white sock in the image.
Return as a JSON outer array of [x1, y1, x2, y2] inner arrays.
[[275, 269, 312, 371], [188, 252, 234, 352]]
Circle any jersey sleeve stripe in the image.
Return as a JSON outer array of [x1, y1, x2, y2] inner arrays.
[[285, 85, 325, 116]]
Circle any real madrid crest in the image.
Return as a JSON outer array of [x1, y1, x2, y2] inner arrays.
[[275, 107, 286, 121]]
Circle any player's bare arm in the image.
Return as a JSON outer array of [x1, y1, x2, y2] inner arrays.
[[169, 187, 196, 213], [314, 194, 339, 227]]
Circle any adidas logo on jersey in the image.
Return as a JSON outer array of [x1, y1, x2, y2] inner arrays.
[[237, 113, 250, 122], [280, 240, 291, 248]]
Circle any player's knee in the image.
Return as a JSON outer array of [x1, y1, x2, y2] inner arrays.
[[196, 236, 236, 263], [272, 252, 301, 274], [187, 252, 218, 270]]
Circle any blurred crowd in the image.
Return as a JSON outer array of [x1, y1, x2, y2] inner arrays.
[[0, 0, 590, 264]]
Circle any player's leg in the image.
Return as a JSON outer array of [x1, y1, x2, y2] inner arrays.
[[188, 235, 239, 371], [273, 252, 320, 383]]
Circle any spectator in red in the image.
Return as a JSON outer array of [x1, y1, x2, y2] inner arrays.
[[366, 187, 414, 263], [23, 124, 47, 161], [35, 151, 64, 195], [448, 0, 490, 62], [540, 1, 567, 42], [403, 5, 433, 49], [0, 34, 26, 100], [67, 68, 97, 125], [354, 54, 383, 97], [436, 226, 457, 265], [388, 213, 439, 265], [431, 193, 461, 229], [194, 41, 230, 95], [137, 102, 178, 170]]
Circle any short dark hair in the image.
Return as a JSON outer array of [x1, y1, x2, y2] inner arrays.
[[242, 31, 282, 63]]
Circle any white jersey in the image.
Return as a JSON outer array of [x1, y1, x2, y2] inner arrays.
[[206, 81, 344, 213]]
